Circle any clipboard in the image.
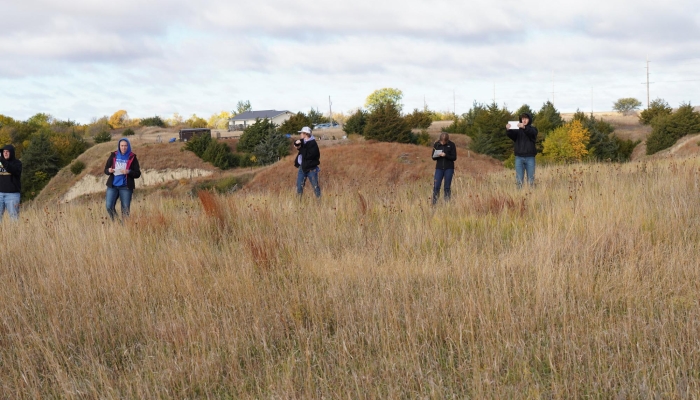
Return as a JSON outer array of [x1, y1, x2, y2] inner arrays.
[[433, 149, 443, 158]]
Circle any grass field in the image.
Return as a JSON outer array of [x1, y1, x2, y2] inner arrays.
[[1, 156, 700, 397]]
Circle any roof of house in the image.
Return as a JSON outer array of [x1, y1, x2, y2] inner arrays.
[[230, 110, 290, 121]]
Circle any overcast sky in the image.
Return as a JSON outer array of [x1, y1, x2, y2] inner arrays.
[[1, 0, 699, 123]]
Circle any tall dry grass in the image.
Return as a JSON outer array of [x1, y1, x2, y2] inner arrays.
[[1, 157, 700, 398]]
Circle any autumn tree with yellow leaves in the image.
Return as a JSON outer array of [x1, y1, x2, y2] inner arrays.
[[542, 119, 590, 163], [108, 110, 130, 129]]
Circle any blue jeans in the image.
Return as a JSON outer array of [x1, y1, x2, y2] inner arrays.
[[296, 167, 321, 198], [106, 186, 133, 220], [433, 168, 454, 204], [515, 156, 536, 188], [0, 192, 20, 220]]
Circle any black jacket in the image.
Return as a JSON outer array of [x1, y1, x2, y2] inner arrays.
[[104, 152, 141, 189], [0, 144, 22, 193], [432, 140, 457, 170], [294, 138, 321, 172], [506, 112, 538, 157]]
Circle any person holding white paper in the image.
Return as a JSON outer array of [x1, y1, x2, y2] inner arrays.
[[506, 112, 538, 188], [104, 138, 141, 220], [431, 132, 457, 205]]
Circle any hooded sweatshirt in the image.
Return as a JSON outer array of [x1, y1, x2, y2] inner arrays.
[[506, 112, 538, 157], [104, 138, 141, 189], [0, 144, 22, 193]]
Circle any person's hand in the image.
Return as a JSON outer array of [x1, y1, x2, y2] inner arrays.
[[440, 152, 446, 157], [109, 168, 115, 173], [506, 123, 511, 129], [518, 122, 525, 128]]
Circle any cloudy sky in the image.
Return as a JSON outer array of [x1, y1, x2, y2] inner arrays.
[[1, 0, 699, 123]]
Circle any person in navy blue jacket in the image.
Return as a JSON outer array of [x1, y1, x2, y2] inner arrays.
[[431, 133, 457, 205]]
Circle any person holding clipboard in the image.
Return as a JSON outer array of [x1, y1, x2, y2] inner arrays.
[[506, 112, 538, 188], [431, 132, 457, 205], [104, 138, 141, 220]]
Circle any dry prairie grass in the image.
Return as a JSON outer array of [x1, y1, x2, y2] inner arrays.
[[1, 157, 700, 397]]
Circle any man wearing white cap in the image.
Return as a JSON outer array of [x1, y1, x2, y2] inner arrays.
[[293, 126, 321, 198]]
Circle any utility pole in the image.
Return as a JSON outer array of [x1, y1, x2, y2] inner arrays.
[[493, 82, 496, 104], [551, 70, 555, 104], [328, 96, 332, 124], [424, 95, 427, 111], [641, 56, 653, 108]]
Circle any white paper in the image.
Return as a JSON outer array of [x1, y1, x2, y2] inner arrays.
[[113, 169, 126, 176], [433, 149, 443, 158], [507, 121, 520, 130]]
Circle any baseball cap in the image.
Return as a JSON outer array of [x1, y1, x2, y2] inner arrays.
[[298, 126, 312, 135]]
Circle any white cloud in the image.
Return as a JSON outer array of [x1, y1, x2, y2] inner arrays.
[[0, 0, 699, 121]]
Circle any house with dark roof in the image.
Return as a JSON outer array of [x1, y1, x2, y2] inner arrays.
[[228, 110, 292, 131]]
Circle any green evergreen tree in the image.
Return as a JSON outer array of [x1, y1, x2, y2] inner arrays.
[[94, 130, 112, 143], [515, 104, 534, 118], [404, 109, 433, 129], [184, 132, 212, 158], [639, 98, 673, 125], [363, 102, 413, 143], [254, 131, 290, 165], [20, 131, 60, 199], [343, 109, 368, 135], [306, 108, 329, 125], [646, 103, 700, 154], [534, 101, 564, 134], [278, 112, 312, 134], [237, 118, 277, 153]]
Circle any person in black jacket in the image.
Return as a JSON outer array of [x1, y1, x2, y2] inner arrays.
[[293, 126, 321, 198], [506, 112, 538, 188], [431, 133, 457, 205], [103, 138, 141, 220], [0, 144, 22, 220]]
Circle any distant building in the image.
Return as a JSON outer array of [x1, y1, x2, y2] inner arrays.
[[179, 128, 211, 142], [228, 110, 292, 131]]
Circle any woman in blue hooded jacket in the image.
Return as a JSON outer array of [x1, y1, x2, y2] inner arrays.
[[103, 138, 141, 220]]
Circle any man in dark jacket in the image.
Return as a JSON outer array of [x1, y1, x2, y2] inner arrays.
[[0, 144, 22, 220], [506, 112, 538, 188], [293, 126, 321, 198], [431, 133, 457, 205]]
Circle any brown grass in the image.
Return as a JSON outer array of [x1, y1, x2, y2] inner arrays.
[[5, 149, 700, 397]]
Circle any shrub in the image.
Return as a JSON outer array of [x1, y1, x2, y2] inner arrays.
[[343, 109, 367, 135], [364, 102, 412, 143], [404, 109, 432, 129], [639, 99, 672, 125], [238, 118, 277, 153], [414, 130, 431, 146], [184, 133, 212, 158], [122, 128, 135, 136], [70, 160, 86, 175], [20, 131, 60, 199], [646, 103, 700, 155], [254, 131, 290, 165], [278, 112, 312, 135], [202, 141, 238, 170], [140, 116, 166, 127], [94, 130, 112, 144], [542, 120, 590, 163]]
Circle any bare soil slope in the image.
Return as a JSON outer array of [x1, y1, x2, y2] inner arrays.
[[245, 140, 503, 194]]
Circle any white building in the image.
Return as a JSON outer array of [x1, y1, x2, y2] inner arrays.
[[228, 110, 292, 131]]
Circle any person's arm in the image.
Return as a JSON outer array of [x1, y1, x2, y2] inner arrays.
[[506, 128, 517, 141], [523, 125, 538, 141], [307, 142, 321, 162], [446, 142, 457, 161], [3, 159, 22, 176], [128, 156, 141, 179], [104, 153, 114, 175], [431, 142, 440, 160]]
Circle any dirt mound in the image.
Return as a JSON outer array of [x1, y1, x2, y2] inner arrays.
[[244, 140, 503, 193]]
